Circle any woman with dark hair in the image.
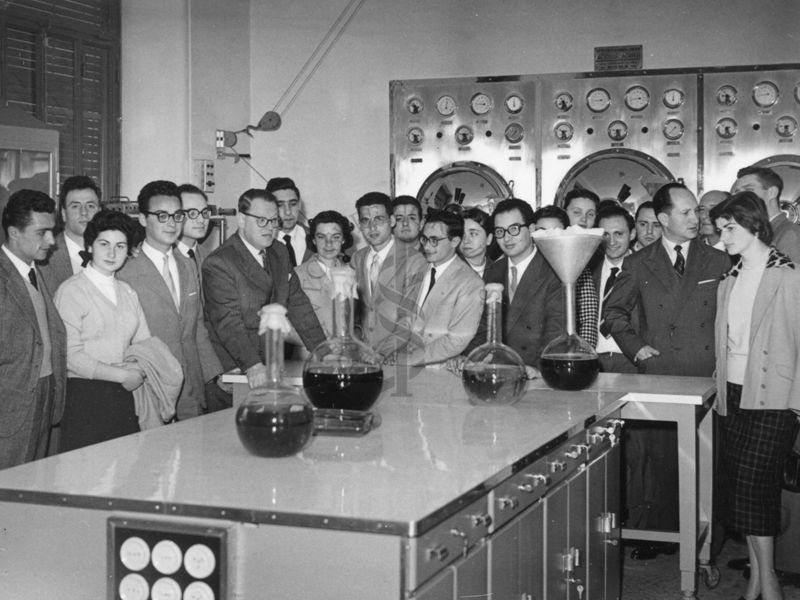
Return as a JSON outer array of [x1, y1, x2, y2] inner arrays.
[[459, 207, 494, 277], [294, 210, 355, 339], [711, 191, 800, 600], [54, 210, 150, 450]]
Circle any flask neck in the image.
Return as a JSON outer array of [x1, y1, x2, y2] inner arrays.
[[264, 326, 285, 385], [563, 281, 576, 336], [486, 299, 502, 345], [331, 294, 354, 339]]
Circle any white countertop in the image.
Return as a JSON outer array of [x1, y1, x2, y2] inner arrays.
[[0, 367, 713, 536]]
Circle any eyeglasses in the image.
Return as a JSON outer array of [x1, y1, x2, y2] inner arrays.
[[493, 223, 526, 239], [241, 210, 280, 228], [420, 235, 450, 247], [145, 210, 187, 223], [358, 216, 389, 228], [185, 208, 212, 220]]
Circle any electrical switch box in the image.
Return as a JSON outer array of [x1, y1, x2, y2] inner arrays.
[[194, 159, 215, 193]]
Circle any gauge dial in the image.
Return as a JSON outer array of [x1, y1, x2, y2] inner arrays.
[[554, 121, 574, 142], [716, 117, 738, 139], [662, 88, 685, 109], [407, 127, 424, 145], [504, 94, 524, 114], [662, 118, 685, 141], [716, 85, 738, 107], [470, 92, 493, 115], [455, 125, 474, 145], [406, 96, 424, 115], [607, 120, 628, 142], [435, 95, 456, 117], [776, 115, 798, 138], [587, 88, 612, 112], [504, 122, 525, 144], [554, 92, 574, 112], [624, 85, 650, 111], [753, 81, 779, 108]]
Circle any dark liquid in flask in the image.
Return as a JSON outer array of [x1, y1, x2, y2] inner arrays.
[[235, 402, 314, 457], [539, 354, 600, 391], [303, 366, 384, 411], [462, 364, 526, 404]]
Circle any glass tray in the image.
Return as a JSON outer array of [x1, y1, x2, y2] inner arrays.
[[313, 409, 378, 436]]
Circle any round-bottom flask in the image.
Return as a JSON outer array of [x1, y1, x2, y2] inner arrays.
[[302, 268, 384, 412], [462, 283, 527, 405], [235, 304, 314, 457], [539, 332, 600, 391]]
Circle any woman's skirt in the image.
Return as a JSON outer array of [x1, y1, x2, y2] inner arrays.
[[718, 381, 797, 536], [60, 378, 140, 452]]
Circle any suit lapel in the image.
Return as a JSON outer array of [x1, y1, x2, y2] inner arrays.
[[506, 253, 543, 331], [0, 255, 37, 329], [231, 234, 271, 294], [642, 242, 678, 296]]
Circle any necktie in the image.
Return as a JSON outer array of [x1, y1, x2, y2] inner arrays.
[[674, 245, 685, 276], [423, 267, 437, 303], [509, 265, 518, 301], [28, 268, 38, 291], [259, 248, 271, 274], [283, 234, 297, 267], [368, 254, 380, 296], [603, 267, 619, 306], [187, 248, 196, 263], [162, 254, 179, 308]]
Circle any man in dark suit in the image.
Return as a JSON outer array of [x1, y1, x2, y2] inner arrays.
[[463, 197, 564, 376], [176, 183, 212, 276], [38, 175, 101, 293], [202, 189, 326, 389], [266, 177, 312, 267], [601, 182, 730, 557], [0, 190, 66, 468], [118, 180, 224, 420]]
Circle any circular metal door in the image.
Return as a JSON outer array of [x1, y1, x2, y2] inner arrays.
[[751, 154, 800, 222], [416, 161, 514, 214]]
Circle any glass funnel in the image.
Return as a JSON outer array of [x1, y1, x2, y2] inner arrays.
[[302, 267, 384, 412], [235, 304, 314, 457], [532, 227, 603, 391], [462, 283, 527, 405]]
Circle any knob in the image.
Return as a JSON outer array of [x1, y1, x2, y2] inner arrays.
[[426, 544, 449, 562], [497, 496, 519, 510], [549, 459, 567, 473], [564, 444, 589, 459], [471, 513, 492, 528]]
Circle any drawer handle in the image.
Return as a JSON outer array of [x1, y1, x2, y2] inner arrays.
[[471, 513, 492, 528], [425, 544, 449, 562], [497, 496, 519, 510]]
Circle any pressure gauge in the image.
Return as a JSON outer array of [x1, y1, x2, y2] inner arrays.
[[406, 96, 424, 115], [470, 92, 493, 115], [776, 115, 798, 138], [663, 118, 685, 141], [587, 88, 611, 112], [407, 127, 424, 145], [607, 120, 628, 142], [716, 85, 738, 107], [505, 122, 525, 144], [716, 117, 738, 139], [554, 92, 574, 112], [554, 121, 574, 142], [753, 81, 779, 108], [435, 95, 456, 117], [624, 85, 650, 111], [504, 94, 524, 114], [662, 88, 685, 109], [455, 125, 474, 145]]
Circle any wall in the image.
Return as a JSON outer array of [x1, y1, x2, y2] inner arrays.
[[249, 0, 800, 219]]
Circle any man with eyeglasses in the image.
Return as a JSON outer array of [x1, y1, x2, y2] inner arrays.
[[462, 198, 563, 378], [176, 183, 213, 277], [351, 192, 426, 359], [266, 177, 311, 267], [202, 188, 325, 389], [38, 175, 101, 293], [397, 209, 483, 366], [118, 180, 224, 420], [392, 195, 423, 250]]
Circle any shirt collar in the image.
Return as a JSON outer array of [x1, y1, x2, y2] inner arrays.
[[64, 233, 83, 256], [2, 244, 34, 278], [238, 230, 264, 262], [177, 239, 197, 257], [368, 237, 394, 262], [428, 253, 458, 275], [141, 240, 174, 267], [508, 245, 536, 275]]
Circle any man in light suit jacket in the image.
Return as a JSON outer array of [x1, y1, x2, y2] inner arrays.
[[38, 174, 101, 293], [463, 198, 564, 374], [118, 181, 224, 421], [399, 210, 484, 366], [0, 190, 66, 469], [601, 183, 730, 555], [351, 192, 427, 359], [202, 189, 326, 389]]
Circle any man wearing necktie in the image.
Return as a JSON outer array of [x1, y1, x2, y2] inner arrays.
[[203, 188, 325, 389], [176, 183, 212, 282], [266, 177, 311, 267], [118, 181, 224, 420], [601, 182, 730, 556], [396, 209, 483, 366], [0, 190, 66, 468]]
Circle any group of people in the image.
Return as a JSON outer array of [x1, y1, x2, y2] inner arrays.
[[2, 165, 799, 600]]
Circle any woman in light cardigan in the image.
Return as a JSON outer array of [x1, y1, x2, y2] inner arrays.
[[54, 210, 150, 451], [711, 191, 800, 600]]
